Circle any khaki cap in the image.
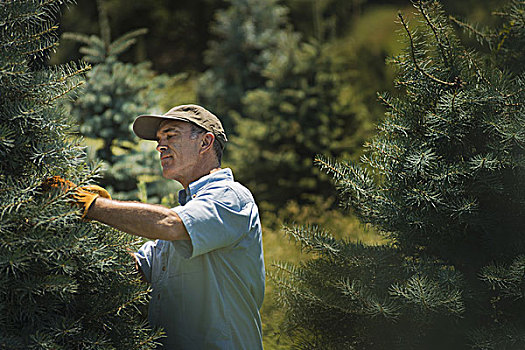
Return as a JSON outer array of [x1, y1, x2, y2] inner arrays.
[[133, 104, 228, 148]]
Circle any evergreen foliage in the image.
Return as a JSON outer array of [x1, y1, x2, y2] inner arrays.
[[273, 1, 525, 349], [63, 0, 172, 201], [200, 0, 377, 209], [50, 0, 499, 75], [228, 33, 373, 208], [197, 0, 291, 132], [0, 1, 162, 348], [284, 0, 367, 40], [52, 0, 223, 73]]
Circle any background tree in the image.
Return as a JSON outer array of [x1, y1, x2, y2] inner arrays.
[[228, 33, 375, 210], [273, 1, 524, 348], [63, 0, 177, 202], [52, 0, 224, 74], [198, 0, 380, 211], [0, 1, 162, 348], [197, 0, 292, 132], [50, 0, 501, 76]]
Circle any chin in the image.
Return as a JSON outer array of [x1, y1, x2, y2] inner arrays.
[[162, 168, 180, 182]]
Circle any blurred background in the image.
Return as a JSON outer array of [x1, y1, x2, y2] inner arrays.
[[52, 0, 501, 73], [51, 0, 504, 348]]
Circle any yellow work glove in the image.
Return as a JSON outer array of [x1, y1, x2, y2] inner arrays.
[[70, 185, 111, 218], [42, 176, 111, 218]]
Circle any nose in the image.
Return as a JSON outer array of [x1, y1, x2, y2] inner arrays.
[[156, 143, 168, 153]]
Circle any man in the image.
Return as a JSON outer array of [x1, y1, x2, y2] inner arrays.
[[62, 105, 265, 349]]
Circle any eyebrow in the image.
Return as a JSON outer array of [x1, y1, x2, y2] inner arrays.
[[156, 126, 183, 139]]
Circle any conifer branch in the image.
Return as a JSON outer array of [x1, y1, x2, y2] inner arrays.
[[61, 32, 93, 46], [33, 210, 77, 229], [313, 156, 346, 180], [38, 0, 63, 9], [449, 16, 497, 40], [283, 225, 341, 257], [460, 49, 524, 107], [377, 94, 403, 119], [366, 140, 402, 162], [0, 198, 32, 218], [34, 65, 91, 87], [398, 12, 459, 88], [459, 49, 497, 92], [137, 331, 165, 349], [451, 88, 458, 113], [43, 80, 84, 104], [274, 266, 373, 317], [116, 289, 150, 316], [394, 79, 418, 87], [12, 25, 58, 51], [23, 41, 58, 56], [416, 0, 450, 67]]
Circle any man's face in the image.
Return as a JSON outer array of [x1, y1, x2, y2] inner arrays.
[[155, 120, 202, 182]]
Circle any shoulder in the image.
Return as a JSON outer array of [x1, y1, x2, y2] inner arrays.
[[198, 180, 255, 210]]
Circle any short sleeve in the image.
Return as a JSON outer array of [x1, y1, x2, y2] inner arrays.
[[173, 185, 255, 259], [135, 240, 157, 283]]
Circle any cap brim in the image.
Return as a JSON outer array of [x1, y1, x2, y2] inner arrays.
[[132, 114, 190, 140]]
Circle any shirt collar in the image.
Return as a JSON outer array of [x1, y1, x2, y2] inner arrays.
[[178, 168, 233, 205]]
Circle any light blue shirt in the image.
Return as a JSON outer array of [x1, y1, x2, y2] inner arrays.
[[135, 168, 265, 349]]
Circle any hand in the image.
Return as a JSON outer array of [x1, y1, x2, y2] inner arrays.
[[42, 176, 111, 218], [126, 247, 147, 283]]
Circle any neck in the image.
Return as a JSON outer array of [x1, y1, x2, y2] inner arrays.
[[180, 166, 222, 189]]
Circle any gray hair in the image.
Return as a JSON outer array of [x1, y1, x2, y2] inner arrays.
[[189, 124, 223, 165]]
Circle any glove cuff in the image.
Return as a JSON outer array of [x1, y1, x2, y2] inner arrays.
[[80, 193, 100, 219]]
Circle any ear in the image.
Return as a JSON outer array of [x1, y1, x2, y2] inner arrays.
[[200, 132, 215, 154]]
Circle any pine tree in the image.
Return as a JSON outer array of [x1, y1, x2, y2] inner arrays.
[[273, 1, 525, 349], [197, 0, 291, 132], [228, 33, 373, 209], [201, 0, 377, 210], [63, 0, 173, 202], [0, 1, 162, 348]]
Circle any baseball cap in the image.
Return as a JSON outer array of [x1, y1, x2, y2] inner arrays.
[[132, 104, 228, 148]]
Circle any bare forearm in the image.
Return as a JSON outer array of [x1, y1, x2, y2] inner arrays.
[[86, 197, 190, 241]]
